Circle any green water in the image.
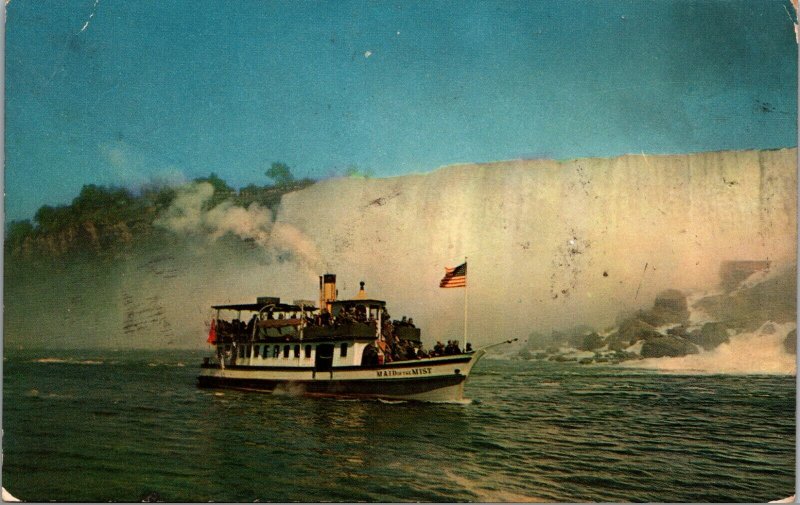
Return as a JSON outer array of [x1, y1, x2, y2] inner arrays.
[[2, 349, 795, 502]]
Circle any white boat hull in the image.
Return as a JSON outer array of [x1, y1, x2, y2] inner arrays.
[[198, 351, 485, 402]]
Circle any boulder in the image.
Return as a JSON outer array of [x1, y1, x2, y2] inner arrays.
[[580, 332, 605, 351], [784, 329, 797, 355], [667, 325, 689, 337], [719, 260, 771, 292], [611, 350, 641, 361], [685, 322, 729, 350], [640, 336, 699, 358], [606, 333, 627, 351], [634, 308, 663, 327], [694, 266, 796, 331], [648, 289, 690, 325], [618, 318, 661, 344], [654, 289, 688, 313]]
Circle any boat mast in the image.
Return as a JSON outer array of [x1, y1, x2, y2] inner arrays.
[[463, 256, 468, 350]]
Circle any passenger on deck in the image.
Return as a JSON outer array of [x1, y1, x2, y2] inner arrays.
[[466, 342, 473, 353], [407, 318, 415, 328], [417, 345, 431, 359], [246, 314, 257, 335], [381, 339, 392, 363], [433, 341, 444, 356], [404, 341, 417, 360], [361, 343, 379, 366], [382, 320, 394, 343], [445, 340, 462, 355]]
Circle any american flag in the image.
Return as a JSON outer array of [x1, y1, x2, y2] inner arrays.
[[439, 262, 467, 288]]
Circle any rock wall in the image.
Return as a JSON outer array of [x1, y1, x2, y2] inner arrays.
[[275, 148, 796, 342]]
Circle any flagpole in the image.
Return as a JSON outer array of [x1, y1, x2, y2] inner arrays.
[[463, 256, 468, 350]]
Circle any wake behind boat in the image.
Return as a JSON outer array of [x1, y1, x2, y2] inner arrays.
[[198, 274, 507, 401]]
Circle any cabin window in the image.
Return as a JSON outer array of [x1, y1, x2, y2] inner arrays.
[[294, 345, 300, 358], [283, 345, 290, 358], [262, 345, 269, 358], [305, 345, 312, 358], [253, 345, 260, 358], [239, 346, 245, 358], [273, 345, 280, 358], [246, 345, 252, 358], [340, 343, 348, 357]]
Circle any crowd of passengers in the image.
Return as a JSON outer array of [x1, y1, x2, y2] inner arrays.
[[215, 311, 310, 340], [215, 306, 418, 341], [361, 338, 472, 365], [215, 307, 474, 363], [305, 306, 417, 331]]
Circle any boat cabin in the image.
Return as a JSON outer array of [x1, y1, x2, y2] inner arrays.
[[209, 274, 422, 369]]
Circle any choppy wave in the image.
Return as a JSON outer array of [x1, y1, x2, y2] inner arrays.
[[3, 350, 794, 502], [377, 398, 407, 405], [32, 358, 103, 365], [443, 468, 545, 502], [427, 398, 473, 405], [144, 361, 188, 368], [624, 322, 796, 375]]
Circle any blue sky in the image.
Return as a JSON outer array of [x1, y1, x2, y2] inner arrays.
[[5, 0, 797, 221]]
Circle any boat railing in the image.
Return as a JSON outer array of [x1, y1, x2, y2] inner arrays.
[[304, 321, 376, 339], [255, 318, 302, 340], [395, 326, 421, 342]]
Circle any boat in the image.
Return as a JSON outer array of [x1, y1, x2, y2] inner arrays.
[[198, 274, 509, 401]]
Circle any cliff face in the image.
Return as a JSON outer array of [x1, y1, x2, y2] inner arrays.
[[4, 148, 796, 348], [274, 148, 796, 341], [12, 220, 141, 257]]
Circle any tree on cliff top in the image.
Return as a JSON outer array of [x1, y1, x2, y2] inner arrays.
[[265, 162, 295, 186], [34, 204, 74, 233], [6, 219, 34, 251], [193, 173, 234, 209], [72, 184, 137, 224]]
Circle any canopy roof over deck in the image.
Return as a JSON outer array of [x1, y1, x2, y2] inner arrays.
[[211, 302, 306, 312], [331, 299, 386, 308]]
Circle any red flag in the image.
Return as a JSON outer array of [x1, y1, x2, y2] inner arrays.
[[207, 318, 217, 344]]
